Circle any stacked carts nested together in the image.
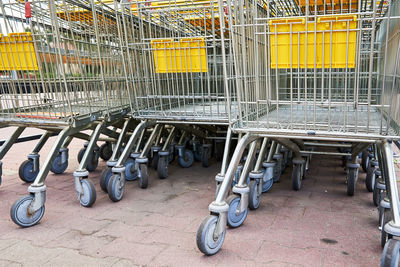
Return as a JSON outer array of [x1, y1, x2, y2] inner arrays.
[[196, 1, 400, 265], [1, 0, 132, 226]]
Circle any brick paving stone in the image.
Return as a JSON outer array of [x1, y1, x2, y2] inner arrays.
[[98, 239, 167, 266], [255, 241, 325, 267]]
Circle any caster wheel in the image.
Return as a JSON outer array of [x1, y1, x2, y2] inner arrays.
[[138, 163, 148, 189], [365, 166, 376, 192], [361, 150, 369, 173], [79, 179, 96, 207], [87, 152, 99, 172], [99, 142, 113, 161], [100, 167, 112, 193], [196, 215, 225, 256], [194, 143, 202, 162], [77, 148, 85, 163], [125, 158, 138, 181], [381, 209, 393, 248], [107, 174, 124, 202], [77, 148, 99, 172], [347, 168, 358, 196], [273, 161, 281, 182], [201, 146, 211, 168], [381, 239, 400, 267], [249, 180, 261, 210], [152, 151, 159, 170], [50, 154, 68, 174], [168, 145, 175, 163], [226, 195, 247, 228], [373, 186, 382, 207], [19, 160, 38, 183], [178, 149, 194, 168], [262, 178, 274, 193], [157, 156, 168, 179], [292, 164, 302, 191], [10, 195, 45, 227]]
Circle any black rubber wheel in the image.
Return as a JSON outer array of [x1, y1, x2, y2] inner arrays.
[[347, 168, 357, 196], [273, 161, 282, 183], [77, 148, 98, 172], [361, 150, 369, 173], [365, 166, 375, 192], [79, 179, 97, 207], [10, 194, 45, 227], [291, 164, 302, 191], [152, 152, 159, 170], [168, 145, 175, 163], [157, 156, 168, 179], [100, 167, 112, 193], [77, 148, 85, 163], [178, 149, 194, 168], [99, 142, 113, 161], [381, 209, 393, 248], [381, 239, 400, 267], [18, 159, 38, 183], [194, 143, 202, 162], [226, 194, 247, 228], [248, 180, 261, 210], [50, 154, 68, 174], [201, 146, 211, 168], [196, 215, 225, 256], [107, 174, 124, 202], [138, 164, 148, 189]]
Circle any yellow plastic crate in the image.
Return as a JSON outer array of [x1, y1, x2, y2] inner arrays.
[[151, 38, 207, 73], [185, 15, 228, 37], [296, 0, 358, 9], [270, 15, 357, 69], [0, 32, 38, 71]]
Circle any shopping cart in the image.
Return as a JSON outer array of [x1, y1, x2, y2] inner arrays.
[[196, 0, 400, 260], [99, 0, 239, 202], [1, 0, 133, 227]]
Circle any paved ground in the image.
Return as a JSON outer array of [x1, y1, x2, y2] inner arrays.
[[0, 127, 397, 266]]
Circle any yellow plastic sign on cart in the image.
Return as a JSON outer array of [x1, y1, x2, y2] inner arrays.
[[0, 32, 38, 71], [151, 38, 208, 73], [270, 15, 357, 69]]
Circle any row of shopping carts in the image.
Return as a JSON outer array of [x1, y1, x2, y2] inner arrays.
[[0, 0, 400, 265]]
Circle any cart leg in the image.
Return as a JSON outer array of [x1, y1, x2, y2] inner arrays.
[[106, 118, 135, 167], [380, 140, 400, 267], [0, 127, 26, 185], [74, 123, 104, 207], [248, 137, 269, 210], [50, 136, 72, 175], [215, 127, 232, 196], [18, 131, 52, 183], [176, 131, 194, 168], [108, 121, 148, 202], [157, 126, 176, 180], [100, 118, 135, 193], [197, 133, 258, 256], [273, 138, 304, 191], [10, 127, 73, 227], [381, 141, 400, 237], [346, 143, 370, 196]]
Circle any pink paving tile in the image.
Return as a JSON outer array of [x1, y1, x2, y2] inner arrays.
[[255, 241, 324, 267], [98, 239, 167, 266]]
